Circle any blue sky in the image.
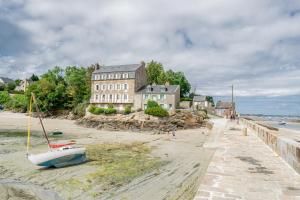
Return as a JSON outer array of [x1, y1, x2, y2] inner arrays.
[[0, 0, 300, 97]]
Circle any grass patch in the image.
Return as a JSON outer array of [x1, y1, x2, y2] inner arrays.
[[0, 131, 29, 137], [85, 142, 165, 193]]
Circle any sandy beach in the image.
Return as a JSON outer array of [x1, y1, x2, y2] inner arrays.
[[0, 111, 214, 200]]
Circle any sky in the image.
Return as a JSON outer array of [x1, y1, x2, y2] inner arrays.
[[0, 0, 300, 97]]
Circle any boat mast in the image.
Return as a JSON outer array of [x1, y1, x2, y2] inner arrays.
[[31, 93, 51, 148]]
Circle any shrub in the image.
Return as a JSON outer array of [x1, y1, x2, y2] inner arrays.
[[124, 105, 131, 114], [145, 107, 169, 117], [0, 91, 10, 105], [94, 107, 105, 115], [147, 100, 159, 108], [108, 104, 114, 109], [180, 97, 192, 101], [88, 105, 97, 113], [104, 107, 117, 115], [7, 94, 28, 112], [72, 102, 88, 117]]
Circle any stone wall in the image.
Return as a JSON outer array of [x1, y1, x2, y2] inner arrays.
[[241, 118, 300, 174]]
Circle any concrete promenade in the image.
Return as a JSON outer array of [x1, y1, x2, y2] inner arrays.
[[194, 119, 300, 200]]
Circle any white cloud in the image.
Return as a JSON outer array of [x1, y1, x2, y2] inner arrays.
[[0, 0, 300, 96]]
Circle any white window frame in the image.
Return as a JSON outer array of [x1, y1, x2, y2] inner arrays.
[[124, 83, 128, 90], [124, 94, 128, 102]]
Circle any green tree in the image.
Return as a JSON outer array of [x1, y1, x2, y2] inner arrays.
[[146, 61, 166, 84], [15, 79, 21, 86], [5, 82, 16, 91], [26, 67, 67, 112], [65, 66, 90, 108], [0, 91, 10, 105], [165, 70, 191, 97], [30, 74, 39, 82]]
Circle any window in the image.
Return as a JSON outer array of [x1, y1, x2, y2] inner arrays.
[[143, 94, 148, 99], [121, 84, 124, 90], [109, 94, 113, 101], [124, 94, 128, 101], [109, 74, 113, 79], [95, 95, 98, 100], [109, 84, 113, 90], [124, 73, 128, 78], [124, 83, 128, 90], [169, 104, 173, 109], [117, 84, 120, 90], [152, 95, 157, 101], [116, 94, 120, 101], [96, 84, 99, 90], [102, 84, 106, 90], [102, 94, 105, 101], [160, 94, 166, 100]]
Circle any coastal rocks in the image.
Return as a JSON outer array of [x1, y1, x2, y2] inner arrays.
[[76, 111, 206, 133]]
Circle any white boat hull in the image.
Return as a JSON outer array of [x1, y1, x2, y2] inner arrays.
[[28, 147, 86, 168]]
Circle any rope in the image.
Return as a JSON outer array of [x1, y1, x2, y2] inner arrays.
[[26, 95, 33, 155]]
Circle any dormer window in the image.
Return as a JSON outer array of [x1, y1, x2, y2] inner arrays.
[[123, 73, 128, 79]]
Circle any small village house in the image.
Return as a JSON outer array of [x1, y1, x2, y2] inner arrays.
[[215, 101, 235, 118], [192, 95, 212, 110], [134, 83, 180, 111], [15, 79, 31, 92]]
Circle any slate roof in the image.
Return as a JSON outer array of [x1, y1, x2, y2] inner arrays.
[[215, 101, 234, 109], [193, 95, 207, 102], [93, 64, 141, 73], [137, 85, 180, 94], [0, 77, 14, 84]]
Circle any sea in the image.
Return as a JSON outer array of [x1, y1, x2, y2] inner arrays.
[[214, 95, 300, 132]]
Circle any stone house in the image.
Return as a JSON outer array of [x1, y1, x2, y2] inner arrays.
[[90, 62, 181, 111], [90, 62, 147, 110], [193, 95, 211, 110], [215, 101, 235, 118], [134, 84, 180, 111]]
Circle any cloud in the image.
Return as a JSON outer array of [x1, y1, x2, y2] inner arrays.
[[0, 0, 299, 96]]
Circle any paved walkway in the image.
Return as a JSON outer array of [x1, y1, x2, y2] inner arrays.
[[194, 119, 300, 200]]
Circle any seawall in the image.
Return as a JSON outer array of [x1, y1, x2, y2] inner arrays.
[[240, 118, 300, 174]]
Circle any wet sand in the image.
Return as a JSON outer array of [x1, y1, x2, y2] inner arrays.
[[0, 112, 214, 200]]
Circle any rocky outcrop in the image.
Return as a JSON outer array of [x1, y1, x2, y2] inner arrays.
[[76, 111, 207, 133]]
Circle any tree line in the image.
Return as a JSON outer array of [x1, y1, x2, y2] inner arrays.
[[0, 61, 208, 115]]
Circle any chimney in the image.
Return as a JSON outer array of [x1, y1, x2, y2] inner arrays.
[[94, 63, 101, 71], [140, 61, 145, 67]]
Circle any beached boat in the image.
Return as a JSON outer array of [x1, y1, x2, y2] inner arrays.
[[28, 146, 86, 168], [26, 93, 86, 168]]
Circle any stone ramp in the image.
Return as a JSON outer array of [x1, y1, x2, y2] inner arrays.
[[194, 119, 300, 200]]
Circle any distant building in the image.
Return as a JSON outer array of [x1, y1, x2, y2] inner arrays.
[[134, 84, 180, 111], [90, 62, 148, 110], [215, 101, 235, 118], [0, 77, 14, 85], [15, 79, 31, 92], [193, 95, 212, 110]]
